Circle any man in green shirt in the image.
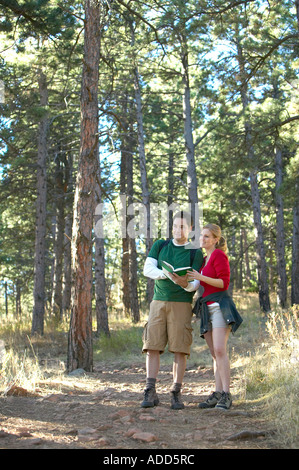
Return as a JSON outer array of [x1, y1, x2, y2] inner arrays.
[[141, 211, 203, 410]]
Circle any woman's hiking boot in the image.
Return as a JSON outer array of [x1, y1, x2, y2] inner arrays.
[[198, 391, 222, 409], [215, 391, 232, 410]]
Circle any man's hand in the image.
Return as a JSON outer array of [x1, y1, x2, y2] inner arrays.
[[169, 273, 189, 288]]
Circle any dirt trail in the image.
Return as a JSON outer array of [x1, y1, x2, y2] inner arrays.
[[0, 357, 277, 450]]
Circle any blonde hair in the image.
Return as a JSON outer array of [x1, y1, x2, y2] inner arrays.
[[203, 223, 227, 253]]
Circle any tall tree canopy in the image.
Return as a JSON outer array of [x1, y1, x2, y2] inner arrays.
[[0, 1, 298, 366]]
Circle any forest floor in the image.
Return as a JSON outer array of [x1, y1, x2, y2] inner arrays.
[[0, 324, 280, 453]]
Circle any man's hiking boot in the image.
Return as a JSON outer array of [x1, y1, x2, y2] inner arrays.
[[198, 391, 222, 409], [215, 391, 232, 410], [170, 390, 185, 410], [141, 388, 159, 408]]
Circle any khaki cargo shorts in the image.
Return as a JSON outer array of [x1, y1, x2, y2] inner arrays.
[[142, 300, 193, 356]]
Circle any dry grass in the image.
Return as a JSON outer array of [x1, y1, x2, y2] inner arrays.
[[0, 315, 68, 395], [0, 294, 298, 448], [243, 304, 299, 449]]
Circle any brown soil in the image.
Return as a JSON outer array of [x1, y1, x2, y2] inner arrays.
[[0, 353, 277, 451]]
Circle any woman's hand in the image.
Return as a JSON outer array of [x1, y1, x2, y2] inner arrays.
[[187, 269, 202, 281], [187, 269, 224, 289]]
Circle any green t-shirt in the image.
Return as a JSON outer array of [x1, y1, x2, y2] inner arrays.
[[148, 239, 204, 303]]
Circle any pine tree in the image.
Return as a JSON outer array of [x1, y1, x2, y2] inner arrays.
[[67, 0, 109, 372]]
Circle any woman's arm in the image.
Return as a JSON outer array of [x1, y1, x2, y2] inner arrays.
[[187, 269, 224, 288], [187, 250, 229, 289]]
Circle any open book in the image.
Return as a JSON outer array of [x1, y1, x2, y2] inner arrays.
[[161, 261, 192, 280]]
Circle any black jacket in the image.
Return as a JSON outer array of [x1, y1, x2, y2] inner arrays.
[[193, 291, 243, 338]]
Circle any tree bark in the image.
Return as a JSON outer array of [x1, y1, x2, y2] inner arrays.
[[95, 174, 109, 336], [120, 95, 131, 317], [133, 66, 151, 246], [62, 210, 72, 316], [168, 151, 174, 238], [242, 228, 252, 287], [236, 34, 271, 312], [295, 0, 299, 33], [5, 282, 8, 316], [249, 169, 270, 311], [291, 178, 299, 305], [119, 92, 140, 321], [62, 153, 73, 317], [32, 69, 48, 335], [126, 125, 140, 323], [180, 34, 199, 236], [16, 279, 22, 318], [51, 154, 65, 319], [67, 0, 102, 372], [274, 145, 287, 307], [238, 229, 243, 290], [131, 24, 153, 302]]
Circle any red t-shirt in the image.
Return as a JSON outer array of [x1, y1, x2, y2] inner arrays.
[[200, 249, 230, 304]]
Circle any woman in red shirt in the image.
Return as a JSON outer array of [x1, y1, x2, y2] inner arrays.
[[188, 223, 233, 410]]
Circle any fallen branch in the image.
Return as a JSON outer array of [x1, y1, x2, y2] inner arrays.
[[226, 429, 276, 441]]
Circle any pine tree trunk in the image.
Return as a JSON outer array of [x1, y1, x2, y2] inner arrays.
[[121, 225, 131, 317], [242, 228, 252, 287], [128, 21, 153, 303], [95, 176, 109, 336], [51, 155, 65, 319], [274, 145, 287, 307], [67, 0, 102, 372], [62, 210, 72, 316], [168, 151, 174, 238], [5, 282, 8, 316], [32, 70, 48, 335], [181, 36, 199, 234], [269, 245, 275, 292], [291, 178, 299, 305], [119, 94, 140, 321], [133, 64, 153, 302], [229, 227, 236, 294], [127, 133, 140, 323], [236, 34, 271, 312], [238, 229, 243, 290], [295, 0, 299, 32], [249, 169, 271, 312], [62, 154, 73, 317], [16, 279, 22, 318], [133, 66, 150, 242], [120, 97, 131, 317]]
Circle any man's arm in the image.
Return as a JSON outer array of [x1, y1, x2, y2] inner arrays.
[[143, 257, 167, 280]]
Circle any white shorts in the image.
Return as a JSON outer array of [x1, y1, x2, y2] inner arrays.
[[207, 303, 229, 329]]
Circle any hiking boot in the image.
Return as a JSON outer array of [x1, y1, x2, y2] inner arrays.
[[215, 391, 232, 410], [198, 391, 222, 409], [170, 390, 185, 410], [141, 388, 159, 408]]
